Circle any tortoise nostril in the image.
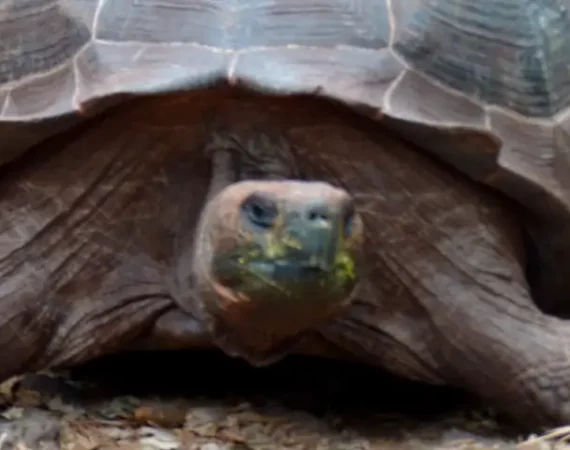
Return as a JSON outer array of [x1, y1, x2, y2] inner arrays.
[[241, 193, 278, 229], [307, 209, 330, 222], [303, 200, 333, 224], [303, 198, 355, 231]]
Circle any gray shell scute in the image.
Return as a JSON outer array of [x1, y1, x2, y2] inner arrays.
[[73, 42, 231, 104], [3, 63, 75, 117], [234, 47, 402, 108], [0, 0, 90, 84], [96, 0, 390, 50], [393, 0, 570, 118]]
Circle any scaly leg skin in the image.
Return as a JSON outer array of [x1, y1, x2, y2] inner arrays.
[[334, 215, 570, 427], [0, 98, 215, 381], [325, 230, 570, 427], [286, 115, 570, 427]]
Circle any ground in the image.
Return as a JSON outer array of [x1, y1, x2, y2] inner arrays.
[[0, 351, 565, 450]]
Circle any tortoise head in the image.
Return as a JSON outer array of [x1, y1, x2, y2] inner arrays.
[[192, 180, 363, 365]]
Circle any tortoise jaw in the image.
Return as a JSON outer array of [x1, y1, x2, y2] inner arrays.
[[205, 244, 357, 357], [232, 257, 341, 286], [211, 244, 357, 307]]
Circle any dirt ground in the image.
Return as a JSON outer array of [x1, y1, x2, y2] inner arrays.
[[0, 351, 565, 450]]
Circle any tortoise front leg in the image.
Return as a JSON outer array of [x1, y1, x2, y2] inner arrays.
[[315, 186, 570, 426], [430, 279, 570, 427], [404, 270, 570, 426], [327, 210, 570, 427], [329, 270, 570, 426]]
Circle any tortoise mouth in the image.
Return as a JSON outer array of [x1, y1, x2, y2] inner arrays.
[[211, 247, 357, 302], [206, 246, 358, 364], [243, 259, 330, 282]]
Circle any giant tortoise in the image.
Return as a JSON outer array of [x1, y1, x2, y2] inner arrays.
[[1, 0, 570, 428]]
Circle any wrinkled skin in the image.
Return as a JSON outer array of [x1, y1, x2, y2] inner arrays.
[[1, 90, 570, 428]]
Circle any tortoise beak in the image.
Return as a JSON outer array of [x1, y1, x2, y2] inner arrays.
[[276, 199, 344, 273]]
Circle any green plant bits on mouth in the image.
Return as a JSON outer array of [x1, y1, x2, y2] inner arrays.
[[238, 246, 264, 265], [261, 233, 303, 259], [214, 223, 358, 304], [333, 251, 356, 284], [236, 234, 356, 285]]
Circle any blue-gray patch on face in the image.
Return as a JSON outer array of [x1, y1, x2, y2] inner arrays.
[[248, 259, 326, 283]]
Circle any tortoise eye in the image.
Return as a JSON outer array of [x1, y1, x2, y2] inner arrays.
[[241, 193, 278, 229]]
